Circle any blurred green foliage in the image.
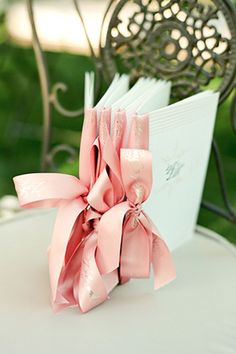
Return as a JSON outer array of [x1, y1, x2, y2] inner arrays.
[[0, 38, 235, 242], [0, 42, 94, 195], [198, 94, 236, 244]]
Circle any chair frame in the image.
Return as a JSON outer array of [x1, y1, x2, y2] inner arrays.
[[26, 0, 236, 224]]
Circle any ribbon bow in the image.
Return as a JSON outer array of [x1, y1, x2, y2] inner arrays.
[[13, 108, 176, 313], [13, 108, 126, 312]]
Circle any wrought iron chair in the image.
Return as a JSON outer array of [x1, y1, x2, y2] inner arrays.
[[1, 3, 236, 350], [26, 0, 236, 224]]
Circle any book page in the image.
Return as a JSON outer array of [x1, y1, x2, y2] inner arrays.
[[84, 71, 95, 108], [96, 74, 129, 111]]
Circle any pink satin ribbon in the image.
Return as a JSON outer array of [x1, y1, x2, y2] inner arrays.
[[13, 109, 176, 313], [96, 148, 176, 288]]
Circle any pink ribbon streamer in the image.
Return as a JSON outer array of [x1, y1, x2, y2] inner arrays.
[[96, 148, 176, 288], [13, 109, 176, 313]]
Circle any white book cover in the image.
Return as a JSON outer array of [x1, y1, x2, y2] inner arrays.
[[144, 91, 219, 250]]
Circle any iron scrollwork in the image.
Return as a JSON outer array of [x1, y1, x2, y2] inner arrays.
[[100, 0, 236, 223], [101, 0, 236, 101]]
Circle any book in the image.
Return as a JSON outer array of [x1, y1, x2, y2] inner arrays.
[[85, 73, 219, 251]]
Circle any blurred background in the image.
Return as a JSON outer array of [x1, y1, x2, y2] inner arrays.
[[0, 0, 235, 242]]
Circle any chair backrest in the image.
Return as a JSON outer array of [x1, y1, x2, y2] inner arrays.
[[100, 0, 236, 100], [26, 0, 236, 223]]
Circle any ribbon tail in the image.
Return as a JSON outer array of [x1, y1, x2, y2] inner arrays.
[[128, 114, 149, 149], [120, 217, 150, 279], [49, 198, 87, 305], [102, 270, 119, 294], [53, 237, 85, 312], [142, 213, 176, 289], [152, 231, 176, 289], [96, 202, 129, 275], [74, 233, 108, 313], [101, 114, 125, 203], [57, 236, 119, 313]]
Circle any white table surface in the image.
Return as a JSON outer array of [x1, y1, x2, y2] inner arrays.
[[0, 210, 236, 354]]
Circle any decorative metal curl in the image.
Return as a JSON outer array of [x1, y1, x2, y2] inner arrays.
[[50, 83, 84, 118], [46, 144, 78, 172], [231, 86, 236, 134], [48, 0, 98, 119]]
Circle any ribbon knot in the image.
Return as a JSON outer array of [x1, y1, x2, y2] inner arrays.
[[132, 203, 142, 217], [127, 203, 142, 229]]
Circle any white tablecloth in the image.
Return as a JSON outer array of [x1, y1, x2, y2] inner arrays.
[[0, 210, 236, 354]]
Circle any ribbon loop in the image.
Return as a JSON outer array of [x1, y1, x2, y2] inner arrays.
[[120, 149, 152, 205], [75, 233, 108, 313], [128, 114, 149, 149], [120, 213, 151, 279], [49, 198, 87, 303], [79, 108, 97, 188], [87, 168, 114, 213], [13, 173, 87, 208], [97, 201, 129, 274]]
